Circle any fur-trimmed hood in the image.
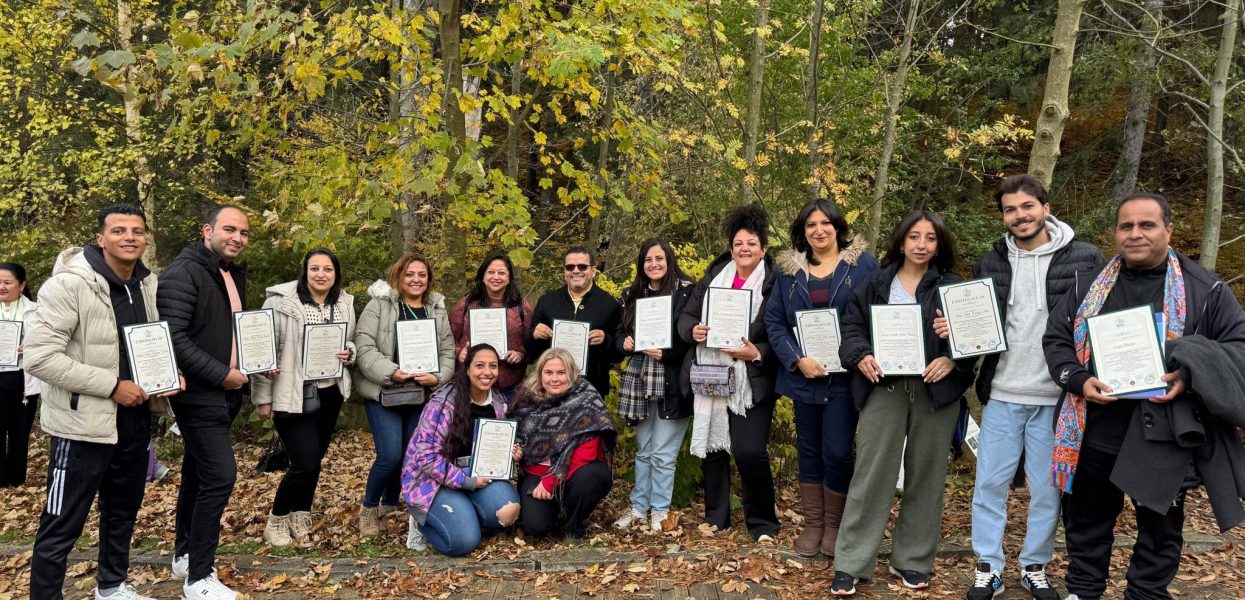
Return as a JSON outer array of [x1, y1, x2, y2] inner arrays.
[[776, 235, 869, 276], [366, 278, 446, 310]]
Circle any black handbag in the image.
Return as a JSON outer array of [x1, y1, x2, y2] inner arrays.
[[379, 380, 425, 407], [256, 437, 289, 473], [302, 382, 321, 413]]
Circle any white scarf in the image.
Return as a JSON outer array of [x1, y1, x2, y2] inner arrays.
[[689, 259, 766, 458]]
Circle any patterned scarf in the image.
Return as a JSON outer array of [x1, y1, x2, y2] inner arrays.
[[617, 354, 665, 421], [1051, 248, 1185, 492], [513, 376, 617, 484]]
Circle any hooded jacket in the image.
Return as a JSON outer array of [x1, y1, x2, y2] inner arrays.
[[765, 237, 880, 405], [25, 247, 166, 444], [250, 281, 357, 413], [157, 242, 248, 406], [974, 217, 1104, 404], [676, 251, 780, 403], [352, 280, 456, 402], [838, 263, 975, 410]]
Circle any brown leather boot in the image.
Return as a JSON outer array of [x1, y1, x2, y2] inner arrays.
[[822, 488, 847, 557], [794, 482, 824, 557]]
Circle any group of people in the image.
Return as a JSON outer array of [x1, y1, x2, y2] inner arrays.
[[5, 175, 1244, 600]]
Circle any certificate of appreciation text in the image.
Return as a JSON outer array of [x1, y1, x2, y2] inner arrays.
[[704, 287, 752, 349], [869, 304, 926, 376], [470, 418, 517, 480], [552, 319, 590, 370], [0, 320, 21, 369], [633, 295, 673, 351], [938, 278, 1008, 359], [233, 309, 278, 375], [123, 321, 180, 395], [468, 307, 509, 356], [396, 319, 440, 374], [1086, 305, 1166, 396], [795, 309, 846, 373], [302, 322, 347, 380]]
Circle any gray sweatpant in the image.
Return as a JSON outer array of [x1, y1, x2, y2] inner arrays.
[[833, 377, 960, 578]]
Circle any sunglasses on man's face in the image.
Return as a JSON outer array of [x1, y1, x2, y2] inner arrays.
[[564, 264, 591, 272]]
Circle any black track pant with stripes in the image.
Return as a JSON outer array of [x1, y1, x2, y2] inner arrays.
[[30, 404, 151, 599]]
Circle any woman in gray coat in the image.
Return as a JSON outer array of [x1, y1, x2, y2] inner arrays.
[[352, 253, 455, 543]]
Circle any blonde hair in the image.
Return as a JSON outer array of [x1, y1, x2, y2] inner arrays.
[[520, 348, 582, 401], [386, 253, 434, 303]]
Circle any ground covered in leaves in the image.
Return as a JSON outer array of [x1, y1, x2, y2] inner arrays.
[[1, 422, 1242, 598]]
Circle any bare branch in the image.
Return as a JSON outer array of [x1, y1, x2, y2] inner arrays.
[[958, 19, 1057, 49]]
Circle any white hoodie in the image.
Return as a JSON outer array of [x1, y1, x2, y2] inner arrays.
[[991, 216, 1075, 406]]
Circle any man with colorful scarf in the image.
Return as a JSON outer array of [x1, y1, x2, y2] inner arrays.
[[1043, 193, 1245, 600]]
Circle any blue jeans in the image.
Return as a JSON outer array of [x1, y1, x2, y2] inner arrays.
[[629, 401, 689, 514], [363, 400, 424, 507], [419, 482, 520, 556], [793, 396, 858, 492], [971, 400, 1060, 572]]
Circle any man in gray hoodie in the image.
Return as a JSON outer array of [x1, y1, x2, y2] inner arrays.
[[941, 175, 1105, 600]]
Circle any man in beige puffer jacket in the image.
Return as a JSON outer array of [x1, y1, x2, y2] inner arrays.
[[24, 204, 178, 600]]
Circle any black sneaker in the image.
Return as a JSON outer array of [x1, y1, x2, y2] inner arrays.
[[967, 562, 1004, 599], [830, 571, 857, 597], [1021, 564, 1060, 600], [888, 565, 929, 589]]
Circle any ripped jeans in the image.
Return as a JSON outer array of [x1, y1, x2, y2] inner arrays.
[[419, 481, 520, 556]]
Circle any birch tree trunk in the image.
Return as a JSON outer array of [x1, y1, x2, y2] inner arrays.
[[866, 0, 920, 249], [737, 0, 771, 206], [805, 0, 826, 200], [116, 0, 156, 267], [1027, 0, 1086, 187], [1199, 0, 1240, 270]]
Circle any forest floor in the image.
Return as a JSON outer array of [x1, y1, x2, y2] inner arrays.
[[1, 425, 1243, 599]]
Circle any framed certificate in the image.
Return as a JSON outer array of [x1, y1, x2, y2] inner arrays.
[[0, 320, 21, 368], [794, 308, 846, 373], [122, 321, 180, 395], [1086, 305, 1166, 396], [470, 418, 517, 480], [704, 287, 752, 349], [468, 307, 508, 355], [869, 304, 925, 376], [938, 278, 1008, 359], [634, 295, 673, 351], [396, 319, 440, 374], [233, 309, 277, 375], [302, 322, 347, 380], [551, 319, 590, 370]]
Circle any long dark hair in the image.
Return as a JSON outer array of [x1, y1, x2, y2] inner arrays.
[[621, 238, 689, 329], [0, 263, 32, 300], [881, 210, 957, 273], [296, 248, 343, 306], [465, 251, 523, 308], [442, 344, 500, 461], [789, 199, 851, 265]]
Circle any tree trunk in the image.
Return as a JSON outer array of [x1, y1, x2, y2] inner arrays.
[[1110, 0, 1161, 202], [1027, 0, 1086, 187], [1199, 0, 1240, 271], [507, 64, 524, 181], [737, 0, 771, 206], [390, 0, 427, 256], [587, 73, 616, 252], [116, 0, 156, 267], [805, 0, 825, 200], [866, 0, 920, 249], [439, 0, 468, 273]]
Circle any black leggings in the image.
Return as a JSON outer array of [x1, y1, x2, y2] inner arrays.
[[271, 385, 344, 516], [0, 385, 37, 487], [518, 461, 612, 539]]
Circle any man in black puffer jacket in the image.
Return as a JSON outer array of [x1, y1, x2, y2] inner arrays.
[[157, 205, 252, 600]]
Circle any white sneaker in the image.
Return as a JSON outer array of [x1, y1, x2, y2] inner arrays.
[[263, 513, 292, 547], [170, 554, 189, 580], [649, 510, 668, 532], [613, 508, 645, 530], [406, 515, 427, 551], [95, 582, 156, 600], [756, 534, 775, 543], [182, 573, 237, 600], [289, 511, 313, 541]]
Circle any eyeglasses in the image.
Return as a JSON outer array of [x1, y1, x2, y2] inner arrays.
[[564, 264, 591, 272]]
